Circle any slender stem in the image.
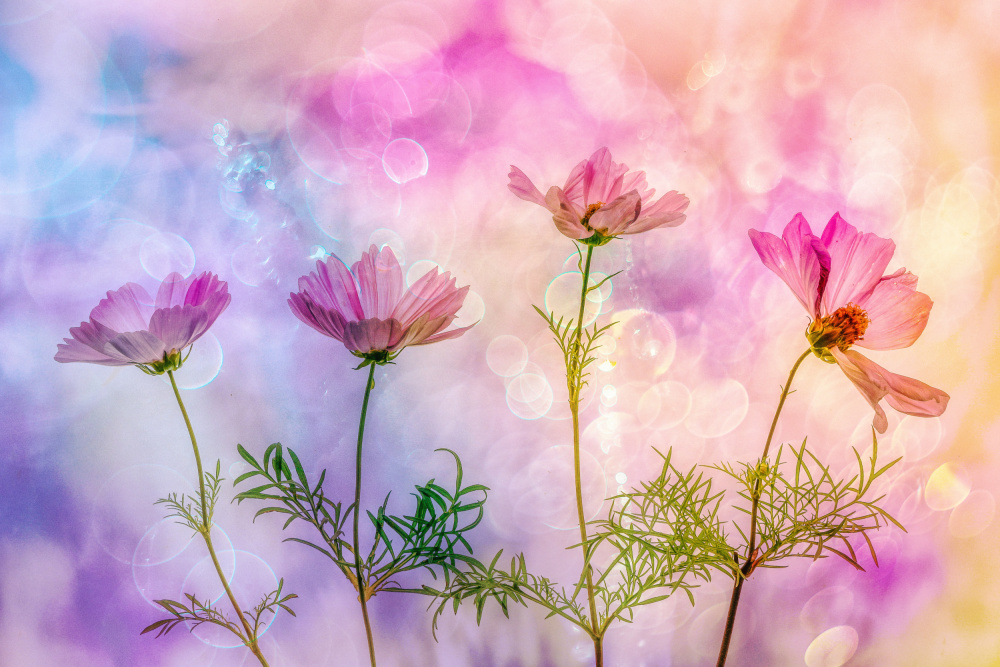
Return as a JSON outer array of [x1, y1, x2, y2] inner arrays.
[[715, 348, 811, 667], [167, 371, 270, 667], [352, 362, 379, 667], [568, 245, 602, 667]]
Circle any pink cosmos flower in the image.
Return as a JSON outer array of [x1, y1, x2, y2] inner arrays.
[[749, 213, 948, 433], [55, 272, 231, 374], [508, 147, 690, 244], [288, 244, 473, 363]]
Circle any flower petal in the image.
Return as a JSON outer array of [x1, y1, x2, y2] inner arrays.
[[104, 330, 168, 365], [545, 187, 590, 239], [818, 213, 895, 315], [289, 293, 348, 341], [832, 348, 949, 434], [626, 190, 690, 234], [342, 318, 404, 354], [89, 283, 155, 333], [855, 269, 932, 350], [588, 191, 641, 236], [55, 323, 129, 365], [560, 156, 590, 202], [415, 321, 476, 346], [748, 214, 824, 317], [392, 269, 468, 327], [581, 147, 629, 204], [148, 305, 210, 352], [507, 166, 548, 208], [181, 272, 230, 312], [355, 245, 403, 320], [298, 257, 364, 322], [155, 273, 194, 308]]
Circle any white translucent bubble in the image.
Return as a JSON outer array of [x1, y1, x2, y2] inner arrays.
[[506, 372, 553, 420], [140, 232, 195, 280], [804, 625, 859, 667], [406, 259, 439, 286], [133, 523, 234, 609], [744, 159, 783, 194], [383, 138, 429, 184], [187, 550, 280, 647], [890, 416, 942, 462], [618, 310, 677, 375], [293, 130, 351, 184], [847, 172, 907, 223], [685, 379, 748, 438], [637, 381, 692, 429], [486, 335, 528, 377], [800, 586, 854, 634], [453, 290, 484, 328], [600, 384, 617, 408], [924, 462, 971, 511], [545, 271, 601, 327], [614, 472, 627, 485], [92, 465, 194, 564], [846, 84, 911, 146], [687, 603, 727, 657], [170, 332, 224, 389], [231, 241, 273, 287], [368, 228, 406, 263], [949, 489, 996, 538], [512, 445, 606, 530], [630, 587, 696, 633]]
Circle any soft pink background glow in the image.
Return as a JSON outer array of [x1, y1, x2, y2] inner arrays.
[[2, 1, 997, 665]]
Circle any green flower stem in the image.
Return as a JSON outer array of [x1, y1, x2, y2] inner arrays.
[[570, 244, 602, 667], [167, 370, 270, 667], [715, 348, 811, 667], [352, 362, 379, 667]]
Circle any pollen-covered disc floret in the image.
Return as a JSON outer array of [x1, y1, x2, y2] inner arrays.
[[807, 303, 870, 362]]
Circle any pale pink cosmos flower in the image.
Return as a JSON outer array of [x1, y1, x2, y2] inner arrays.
[[750, 212, 948, 433], [289, 244, 473, 363], [55, 272, 231, 374], [508, 147, 690, 244]]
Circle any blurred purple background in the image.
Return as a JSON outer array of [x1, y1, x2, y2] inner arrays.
[[2, 0, 997, 665]]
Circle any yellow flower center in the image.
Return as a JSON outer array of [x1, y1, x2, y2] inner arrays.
[[580, 201, 605, 231], [806, 303, 870, 362]]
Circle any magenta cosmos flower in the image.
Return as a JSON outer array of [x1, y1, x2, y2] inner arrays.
[[289, 244, 473, 364], [750, 213, 948, 433], [55, 272, 231, 374], [508, 147, 690, 245]]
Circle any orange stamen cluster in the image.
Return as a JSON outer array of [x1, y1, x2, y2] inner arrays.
[[824, 303, 870, 349], [807, 302, 870, 359], [580, 201, 604, 231]]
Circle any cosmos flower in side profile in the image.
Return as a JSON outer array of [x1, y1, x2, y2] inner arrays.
[[749, 212, 949, 433], [55, 272, 231, 374], [289, 244, 473, 364], [508, 147, 690, 245]]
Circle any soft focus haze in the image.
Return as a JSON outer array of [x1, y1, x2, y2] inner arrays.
[[2, 0, 998, 665]]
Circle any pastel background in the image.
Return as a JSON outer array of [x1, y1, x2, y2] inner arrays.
[[1, 0, 997, 665]]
